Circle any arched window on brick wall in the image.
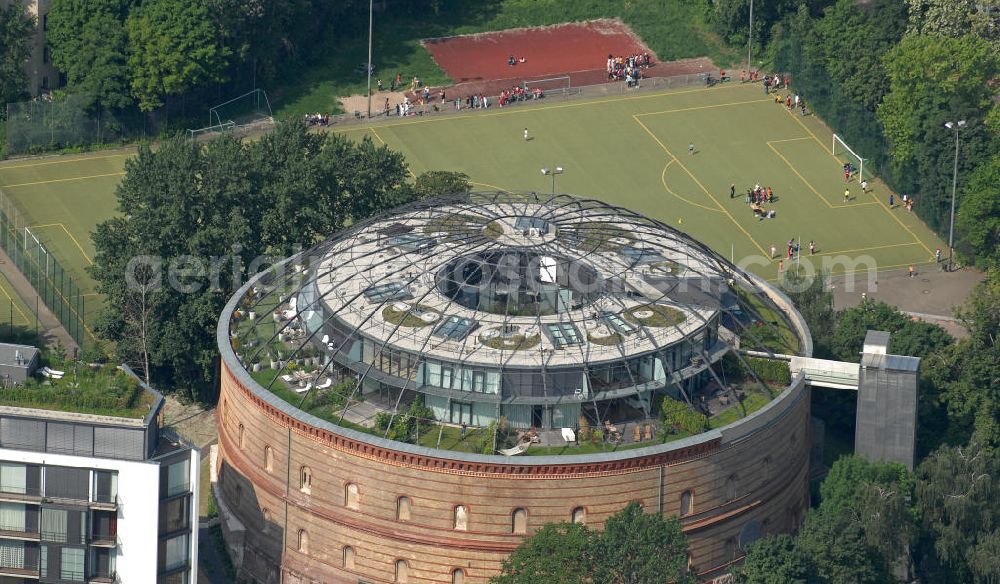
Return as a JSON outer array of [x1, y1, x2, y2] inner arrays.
[[238, 424, 245, 449], [345, 483, 359, 510], [571, 507, 586, 525], [261, 508, 272, 533], [264, 446, 274, 473], [512, 508, 527, 534], [762, 456, 771, 485], [454, 505, 468, 531], [299, 466, 312, 494], [396, 496, 411, 521], [452, 568, 465, 584], [343, 546, 355, 569], [395, 559, 409, 583], [297, 529, 309, 554], [680, 490, 693, 517], [725, 474, 738, 502]]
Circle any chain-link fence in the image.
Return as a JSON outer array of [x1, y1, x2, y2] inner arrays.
[[322, 71, 715, 128], [0, 188, 91, 348], [3, 94, 156, 156]]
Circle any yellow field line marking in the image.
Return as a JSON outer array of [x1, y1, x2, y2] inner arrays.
[[634, 97, 772, 117], [765, 259, 938, 283], [0, 153, 131, 170], [0, 172, 125, 188], [781, 108, 935, 259], [766, 141, 835, 208], [470, 181, 511, 192], [811, 241, 920, 257], [368, 127, 386, 145], [632, 114, 769, 257], [332, 82, 751, 134], [29, 223, 93, 265], [660, 160, 723, 213], [0, 277, 30, 324], [766, 137, 814, 144]]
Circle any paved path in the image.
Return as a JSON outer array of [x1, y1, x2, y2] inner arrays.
[[0, 247, 78, 350], [829, 265, 985, 338]]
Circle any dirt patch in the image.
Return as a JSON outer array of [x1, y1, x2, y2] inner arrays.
[[161, 395, 217, 454], [338, 91, 409, 117]]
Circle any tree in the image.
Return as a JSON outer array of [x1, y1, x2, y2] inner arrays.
[[126, 0, 230, 111], [411, 170, 472, 200], [831, 301, 951, 362], [796, 510, 896, 584], [914, 440, 1000, 582], [878, 34, 999, 231], [90, 122, 414, 402], [739, 535, 816, 584], [783, 270, 836, 358], [906, 0, 1000, 49], [47, 0, 132, 110], [0, 3, 33, 111], [493, 503, 693, 584], [491, 522, 595, 584], [813, 0, 909, 112], [955, 156, 1000, 273], [591, 502, 695, 584], [922, 281, 1000, 447]]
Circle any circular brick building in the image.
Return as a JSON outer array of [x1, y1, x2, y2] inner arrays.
[[215, 193, 812, 583]]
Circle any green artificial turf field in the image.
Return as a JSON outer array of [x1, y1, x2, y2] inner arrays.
[[0, 82, 946, 345], [338, 82, 943, 281], [0, 150, 130, 338]]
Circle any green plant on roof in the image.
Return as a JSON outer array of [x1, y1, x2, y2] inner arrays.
[[382, 304, 440, 327], [482, 332, 541, 351], [587, 332, 623, 346], [568, 222, 635, 252], [483, 220, 504, 239], [624, 304, 685, 327]]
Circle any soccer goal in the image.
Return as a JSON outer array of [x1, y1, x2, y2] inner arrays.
[[832, 134, 865, 181], [209, 88, 274, 129], [187, 120, 236, 141], [523, 76, 574, 97]]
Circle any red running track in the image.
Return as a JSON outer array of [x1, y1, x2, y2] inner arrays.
[[420, 19, 714, 98]]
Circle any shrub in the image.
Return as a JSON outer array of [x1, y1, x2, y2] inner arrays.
[[745, 357, 791, 385]]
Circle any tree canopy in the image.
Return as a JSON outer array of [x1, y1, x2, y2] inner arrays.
[[89, 121, 412, 400], [492, 502, 694, 584], [47, 0, 133, 110], [0, 3, 34, 112], [125, 0, 231, 111]]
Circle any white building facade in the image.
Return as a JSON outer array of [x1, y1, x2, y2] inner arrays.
[[0, 382, 198, 584]]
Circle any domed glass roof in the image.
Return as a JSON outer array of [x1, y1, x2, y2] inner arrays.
[[227, 192, 805, 451]]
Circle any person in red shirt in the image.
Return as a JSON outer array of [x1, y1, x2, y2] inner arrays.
[[786, 95, 792, 109]]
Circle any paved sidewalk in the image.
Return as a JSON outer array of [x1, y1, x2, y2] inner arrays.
[[829, 265, 985, 338]]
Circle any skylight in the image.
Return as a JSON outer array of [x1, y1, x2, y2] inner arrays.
[[433, 316, 478, 340]]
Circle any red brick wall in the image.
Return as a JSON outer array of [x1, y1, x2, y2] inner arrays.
[[217, 363, 810, 583]]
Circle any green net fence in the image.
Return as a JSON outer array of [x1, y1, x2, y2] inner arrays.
[[0, 188, 91, 348], [3, 94, 152, 156]]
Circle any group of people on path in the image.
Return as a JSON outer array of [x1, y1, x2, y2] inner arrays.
[[773, 238, 816, 273], [607, 52, 652, 86]]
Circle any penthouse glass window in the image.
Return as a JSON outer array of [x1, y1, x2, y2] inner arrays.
[[546, 323, 582, 347], [162, 460, 190, 498], [433, 316, 478, 340], [363, 282, 411, 303]]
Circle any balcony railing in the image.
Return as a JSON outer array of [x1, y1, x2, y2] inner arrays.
[[40, 530, 86, 545], [89, 531, 118, 547], [0, 485, 42, 504], [88, 570, 117, 584]]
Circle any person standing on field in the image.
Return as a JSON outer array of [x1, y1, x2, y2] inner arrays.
[[844, 188, 850, 203], [524, 127, 529, 141]]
